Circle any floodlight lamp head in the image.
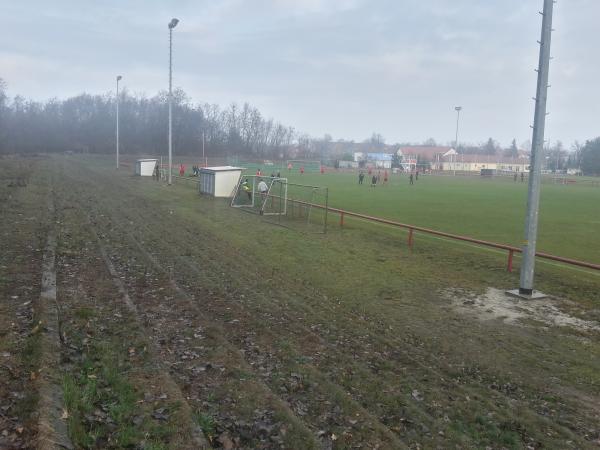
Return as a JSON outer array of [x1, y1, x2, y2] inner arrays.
[[117, 75, 122, 81], [168, 18, 179, 29], [455, 106, 462, 112]]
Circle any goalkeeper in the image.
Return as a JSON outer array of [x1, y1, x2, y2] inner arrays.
[[242, 179, 252, 201]]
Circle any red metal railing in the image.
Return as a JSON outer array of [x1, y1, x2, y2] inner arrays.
[[171, 177, 600, 273], [285, 198, 600, 273]]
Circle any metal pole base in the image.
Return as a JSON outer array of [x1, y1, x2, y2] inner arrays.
[[506, 289, 548, 300]]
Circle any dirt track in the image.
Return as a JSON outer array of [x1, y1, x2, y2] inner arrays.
[[2, 155, 600, 449]]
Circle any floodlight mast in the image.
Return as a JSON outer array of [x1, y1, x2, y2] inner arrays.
[[116, 76, 122, 169], [168, 18, 179, 185], [518, 0, 555, 297], [454, 106, 462, 175]]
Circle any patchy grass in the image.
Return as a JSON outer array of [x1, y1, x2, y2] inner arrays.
[[29, 155, 600, 448], [194, 412, 216, 443]]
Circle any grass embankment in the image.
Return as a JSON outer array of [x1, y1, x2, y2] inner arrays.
[[62, 155, 600, 448], [53, 168, 207, 449], [0, 157, 50, 447]]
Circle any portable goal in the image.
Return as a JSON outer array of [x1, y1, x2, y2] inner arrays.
[[231, 176, 288, 215], [231, 175, 328, 233], [286, 160, 321, 173]]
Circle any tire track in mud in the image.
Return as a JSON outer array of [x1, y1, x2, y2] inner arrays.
[[86, 215, 210, 449], [0, 163, 55, 449], [53, 171, 322, 448], [52, 176, 210, 448], [60, 159, 597, 448], [59, 166, 407, 446], [34, 194, 73, 450], [85, 196, 402, 448]]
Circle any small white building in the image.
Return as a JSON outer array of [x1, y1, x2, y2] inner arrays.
[[199, 166, 244, 197], [135, 159, 158, 176]]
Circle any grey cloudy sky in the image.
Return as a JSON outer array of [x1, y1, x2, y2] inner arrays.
[[1, 0, 598, 147]]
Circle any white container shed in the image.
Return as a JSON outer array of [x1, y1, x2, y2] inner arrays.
[[199, 166, 244, 197], [135, 159, 158, 176]]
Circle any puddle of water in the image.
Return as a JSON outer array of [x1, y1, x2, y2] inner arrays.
[[443, 287, 600, 331]]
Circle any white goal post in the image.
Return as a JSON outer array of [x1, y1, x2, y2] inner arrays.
[[231, 175, 288, 216], [285, 160, 321, 171]]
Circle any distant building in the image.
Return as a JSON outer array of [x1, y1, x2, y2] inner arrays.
[[441, 154, 530, 173], [396, 146, 453, 171], [354, 151, 393, 169]]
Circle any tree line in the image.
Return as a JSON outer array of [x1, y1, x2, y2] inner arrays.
[[0, 78, 296, 159], [1, 77, 599, 174]]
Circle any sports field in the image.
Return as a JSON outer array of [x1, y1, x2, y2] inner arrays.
[[1, 155, 599, 449], [256, 169, 600, 264]]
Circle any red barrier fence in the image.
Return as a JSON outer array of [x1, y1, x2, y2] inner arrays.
[[285, 198, 600, 273], [172, 177, 600, 273]]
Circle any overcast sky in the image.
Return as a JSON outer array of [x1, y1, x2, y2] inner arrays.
[[1, 0, 598, 148]]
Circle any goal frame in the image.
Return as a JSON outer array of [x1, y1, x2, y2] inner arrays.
[[286, 160, 321, 170], [230, 175, 288, 216]]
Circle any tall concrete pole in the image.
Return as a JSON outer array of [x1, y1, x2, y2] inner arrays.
[[519, 0, 555, 296], [168, 18, 179, 185], [168, 26, 173, 184], [202, 131, 205, 167], [116, 75, 122, 169]]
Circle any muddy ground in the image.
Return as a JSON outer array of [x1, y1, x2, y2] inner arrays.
[[1, 155, 599, 449]]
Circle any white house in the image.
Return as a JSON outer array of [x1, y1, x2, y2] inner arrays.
[[135, 159, 158, 176], [441, 154, 530, 173]]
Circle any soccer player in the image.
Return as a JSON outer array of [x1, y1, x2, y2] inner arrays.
[[258, 179, 269, 198], [300, 166, 305, 175], [242, 179, 252, 200], [371, 175, 377, 187], [383, 170, 388, 185], [358, 171, 365, 185], [409, 173, 414, 185]]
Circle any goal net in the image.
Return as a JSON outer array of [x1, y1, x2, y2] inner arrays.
[[231, 176, 288, 215], [286, 160, 321, 173], [231, 176, 328, 233]]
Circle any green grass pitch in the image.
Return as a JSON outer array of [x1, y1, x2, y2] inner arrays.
[[254, 170, 600, 263]]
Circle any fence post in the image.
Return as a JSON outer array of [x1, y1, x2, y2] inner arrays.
[[340, 211, 345, 227], [408, 228, 414, 248], [507, 249, 514, 272]]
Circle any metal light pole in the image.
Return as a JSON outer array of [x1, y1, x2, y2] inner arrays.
[[202, 131, 205, 167], [454, 106, 462, 175], [168, 18, 179, 185], [116, 75, 122, 169], [511, 0, 555, 299]]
